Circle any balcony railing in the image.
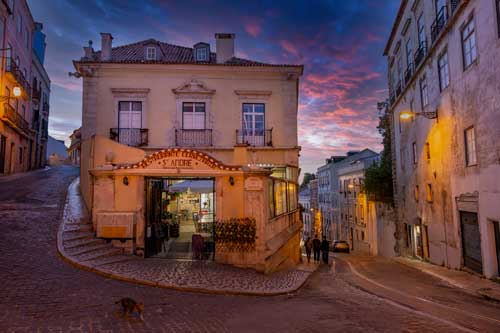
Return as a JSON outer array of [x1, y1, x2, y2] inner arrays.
[[5, 58, 31, 99], [2, 103, 29, 134], [414, 40, 427, 69], [110, 128, 148, 147], [175, 129, 212, 147], [235, 129, 273, 147], [431, 6, 449, 44], [450, 0, 461, 13]]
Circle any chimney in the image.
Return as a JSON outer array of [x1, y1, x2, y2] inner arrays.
[[215, 33, 235, 64], [100, 33, 113, 61], [83, 40, 94, 59]]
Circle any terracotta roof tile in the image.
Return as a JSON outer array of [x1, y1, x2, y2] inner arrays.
[[77, 39, 302, 68]]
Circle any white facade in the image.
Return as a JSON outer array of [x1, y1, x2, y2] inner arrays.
[[385, 0, 500, 277], [337, 151, 379, 253]]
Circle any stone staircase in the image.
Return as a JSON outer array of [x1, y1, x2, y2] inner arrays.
[[58, 178, 132, 268]]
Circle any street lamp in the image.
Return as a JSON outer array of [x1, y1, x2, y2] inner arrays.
[[399, 110, 438, 120], [0, 85, 22, 102]]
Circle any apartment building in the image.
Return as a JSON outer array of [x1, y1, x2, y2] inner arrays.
[[72, 33, 303, 272], [0, 0, 49, 175], [67, 127, 81, 165], [299, 185, 313, 240], [385, 0, 500, 277]]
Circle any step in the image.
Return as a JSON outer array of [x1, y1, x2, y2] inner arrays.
[[66, 243, 112, 256], [64, 238, 106, 250], [62, 231, 94, 242], [74, 247, 123, 262], [83, 254, 131, 267], [63, 224, 92, 233]]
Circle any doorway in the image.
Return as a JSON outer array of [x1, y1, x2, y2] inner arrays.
[[460, 211, 483, 274], [493, 221, 500, 276], [145, 177, 215, 260]]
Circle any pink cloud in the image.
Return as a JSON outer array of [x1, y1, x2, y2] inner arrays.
[[244, 22, 262, 38]]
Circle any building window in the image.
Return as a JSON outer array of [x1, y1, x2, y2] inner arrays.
[[497, 0, 500, 38], [17, 14, 22, 33], [405, 38, 413, 70], [19, 147, 23, 164], [420, 75, 428, 108], [146, 47, 156, 60], [417, 13, 425, 46], [438, 51, 450, 91], [21, 104, 25, 119], [462, 17, 477, 69], [195, 47, 208, 62], [412, 142, 417, 164], [426, 184, 433, 202], [118, 101, 142, 129], [415, 185, 419, 202], [182, 102, 205, 129], [465, 127, 477, 166], [425, 142, 431, 161], [242, 103, 265, 137]]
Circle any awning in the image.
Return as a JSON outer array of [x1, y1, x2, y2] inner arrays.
[[167, 180, 214, 193]]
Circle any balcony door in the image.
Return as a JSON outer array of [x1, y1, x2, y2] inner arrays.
[[242, 103, 265, 146], [182, 102, 205, 129], [118, 101, 142, 146]]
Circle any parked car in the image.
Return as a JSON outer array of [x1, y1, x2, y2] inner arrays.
[[331, 240, 350, 253]]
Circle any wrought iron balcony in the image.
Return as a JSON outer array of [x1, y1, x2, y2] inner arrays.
[[235, 129, 273, 147], [175, 128, 212, 147], [450, 0, 461, 13], [414, 40, 427, 69], [1, 103, 29, 135], [5, 58, 31, 99], [110, 128, 148, 147], [431, 6, 449, 44]]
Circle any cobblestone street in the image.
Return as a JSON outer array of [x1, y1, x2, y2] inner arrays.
[[1, 166, 499, 332]]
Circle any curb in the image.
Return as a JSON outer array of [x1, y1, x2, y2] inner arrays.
[[393, 258, 500, 303], [57, 178, 314, 297]]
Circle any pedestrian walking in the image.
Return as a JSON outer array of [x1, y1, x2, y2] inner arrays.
[[312, 234, 321, 263], [305, 237, 313, 263], [321, 236, 330, 264]]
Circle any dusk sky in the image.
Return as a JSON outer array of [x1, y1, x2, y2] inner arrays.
[[27, 0, 399, 175]]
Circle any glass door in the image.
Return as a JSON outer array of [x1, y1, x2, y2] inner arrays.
[[242, 103, 265, 146]]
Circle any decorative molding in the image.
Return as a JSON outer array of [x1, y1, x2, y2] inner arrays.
[[110, 88, 150, 97], [172, 79, 215, 97], [234, 90, 272, 100], [455, 191, 479, 213]]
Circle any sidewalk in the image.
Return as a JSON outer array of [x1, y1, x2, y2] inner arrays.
[[394, 256, 500, 302], [57, 177, 318, 296]]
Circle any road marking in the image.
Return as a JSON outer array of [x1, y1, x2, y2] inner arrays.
[[338, 257, 499, 331]]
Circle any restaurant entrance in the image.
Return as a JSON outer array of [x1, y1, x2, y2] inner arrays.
[[145, 177, 215, 260]]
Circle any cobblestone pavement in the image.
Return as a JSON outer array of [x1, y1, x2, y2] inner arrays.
[[0, 166, 498, 332], [58, 178, 312, 295]]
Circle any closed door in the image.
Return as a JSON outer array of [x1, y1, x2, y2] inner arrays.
[[460, 211, 483, 274], [118, 101, 142, 145], [494, 221, 500, 276], [0, 135, 6, 174], [242, 103, 265, 145]]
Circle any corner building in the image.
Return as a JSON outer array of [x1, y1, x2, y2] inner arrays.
[[73, 33, 303, 273], [385, 0, 500, 277]]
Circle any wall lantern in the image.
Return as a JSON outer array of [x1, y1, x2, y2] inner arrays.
[[348, 184, 354, 190], [0, 85, 22, 102], [229, 176, 235, 186], [123, 176, 129, 186], [399, 109, 438, 120]]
